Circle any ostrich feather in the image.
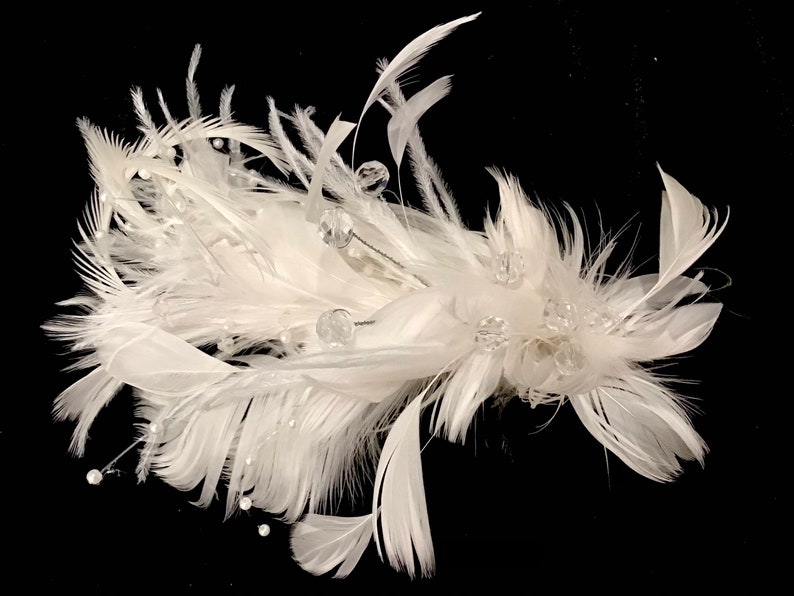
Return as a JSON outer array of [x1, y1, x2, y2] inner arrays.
[[47, 14, 728, 580]]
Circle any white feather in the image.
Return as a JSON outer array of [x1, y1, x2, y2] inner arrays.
[[372, 393, 433, 578], [352, 13, 480, 163], [387, 76, 452, 169], [291, 513, 374, 578]]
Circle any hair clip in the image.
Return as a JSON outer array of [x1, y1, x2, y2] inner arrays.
[[47, 12, 727, 578]]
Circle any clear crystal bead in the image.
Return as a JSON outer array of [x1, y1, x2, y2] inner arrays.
[[492, 250, 524, 285], [543, 298, 579, 333], [217, 336, 236, 354], [475, 315, 510, 351], [553, 338, 587, 375], [316, 308, 355, 348], [355, 161, 389, 195], [581, 305, 618, 334], [318, 207, 354, 248]]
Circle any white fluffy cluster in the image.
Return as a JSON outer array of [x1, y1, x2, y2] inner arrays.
[[48, 14, 727, 578]]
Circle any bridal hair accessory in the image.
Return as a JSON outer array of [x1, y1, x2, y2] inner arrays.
[[47, 13, 728, 578]]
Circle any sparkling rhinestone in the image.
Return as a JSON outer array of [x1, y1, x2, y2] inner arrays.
[[316, 309, 355, 349], [318, 207, 355, 248], [543, 298, 579, 333], [475, 315, 510, 351], [492, 250, 524, 285], [355, 161, 389, 195], [553, 338, 587, 375], [86, 469, 103, 485]]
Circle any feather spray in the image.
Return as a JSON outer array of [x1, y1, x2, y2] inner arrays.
[[46, 13, 728, 578]]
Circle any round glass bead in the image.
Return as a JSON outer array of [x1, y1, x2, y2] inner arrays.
[[318, 207, 354, 248], [355, 160, 390, 195], [258, 524, 271, 537], [543, 298, 579, 333], [239, 496, 252, 511], [217, 337, 236, 354], [581, 305, 617, 334], [492, 250, 524, 285], [475, 315, 510, 351], [553, 338, 587, 375], [316, 309, 355, 349]]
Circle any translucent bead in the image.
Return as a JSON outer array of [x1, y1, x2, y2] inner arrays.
[[212, 138, 224, 149], [355, 161, 389, 196], [492, 250, 524, 285], [152, 296, 169, 318], [217, 337, 235, 354], [543, 298, 579, 333], [318, 207, 354, 248], [163, 147, 177, 159], [258, 524, 271, 537], [316, 309, 355, 349], [553, 338, 587, 375], [138, 168, 151, 180], [475, 316, 510, 351], [86, 469, 103, 485], [239, 496, 252, 511], [581, 305, 617, 334]]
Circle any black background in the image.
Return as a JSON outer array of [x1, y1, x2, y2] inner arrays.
[[8, 2, 788, 593]]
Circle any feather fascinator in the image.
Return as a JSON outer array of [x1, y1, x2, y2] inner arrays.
[[46, 13, 728, 578]]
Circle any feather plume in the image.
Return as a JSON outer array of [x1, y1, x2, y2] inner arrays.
[[47, 14, 728, 580]]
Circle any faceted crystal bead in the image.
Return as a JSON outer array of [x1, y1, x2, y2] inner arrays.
[[217, 337, 235, 354], [318, 207, 354, 248], [492, 250, 524, 285], [316, 308, 355, 349], [581, 305, 617, 334], [553, 338, 587, 375], [543, 298, 579, 333], [355, 161, 389, 196], [475, 316, 510, 351]]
